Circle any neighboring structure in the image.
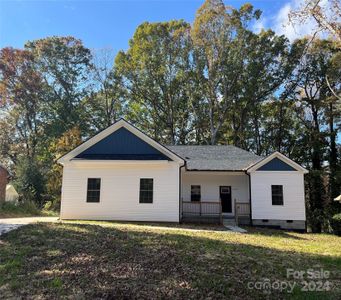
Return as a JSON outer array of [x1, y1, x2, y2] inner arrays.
[[5, 184, 19, 202], [58, 119, 308, 230], [0, 165, 9, 203]]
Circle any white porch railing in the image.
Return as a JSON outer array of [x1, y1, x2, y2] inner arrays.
[[182, 201, 222, 223], [181, 200, 250, 225], [234, 200, 251, 225]]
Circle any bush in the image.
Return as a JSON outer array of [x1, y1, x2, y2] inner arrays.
[[330, 213, 341, 236], [43, 199, 60, 212], [14, 157, 46, 207], [0, 201, 41, 217]]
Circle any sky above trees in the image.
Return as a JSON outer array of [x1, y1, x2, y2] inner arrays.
[[0, 0, 328, 50]]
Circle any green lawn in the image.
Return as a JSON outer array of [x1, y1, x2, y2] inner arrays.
[[0, 221, 340, 299], [0, 202, 58, 218]]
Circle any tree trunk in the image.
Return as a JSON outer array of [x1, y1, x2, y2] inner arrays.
[[309, 108, 324, 233], [328, 103, 338, 199]]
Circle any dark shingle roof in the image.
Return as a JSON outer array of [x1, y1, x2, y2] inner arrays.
[[166, 145, 262, 171]]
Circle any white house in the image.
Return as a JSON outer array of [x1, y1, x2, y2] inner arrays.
[[58, 119, 308, 230]]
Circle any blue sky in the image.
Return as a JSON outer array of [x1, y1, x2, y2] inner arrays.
[[0, 0, 307, 52]]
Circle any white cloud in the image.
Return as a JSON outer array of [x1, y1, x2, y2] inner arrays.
[[272, 0, 330, 41], [252, 17, 267, 34], [273, 1, 313, 41]]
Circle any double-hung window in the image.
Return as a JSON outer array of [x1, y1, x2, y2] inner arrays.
[[87, 178, 101, 202], [271, 185, 283, 205], [140, 178, 153, 203]]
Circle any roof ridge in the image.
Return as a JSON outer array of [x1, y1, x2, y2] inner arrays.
[[166, 144, 237, 147]]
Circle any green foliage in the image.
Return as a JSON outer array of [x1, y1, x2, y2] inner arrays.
[[45, 127, 82, 208], [0, 47, 47, 163], [43, 200, 60, 212], [14, 157, 46, 207], [115, 20, 194, 144], [191, 0, 297, 145], [49, 277, 63, 289], [0, 201, 41, 217], [25, 36, 93, 138], [0, 36, 95, 209], [331, 213, 341, 236], [286, 39, 340, 232]]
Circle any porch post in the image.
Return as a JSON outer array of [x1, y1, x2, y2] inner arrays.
[[234, 198, 238, 225], [220, 200, 222, 224]]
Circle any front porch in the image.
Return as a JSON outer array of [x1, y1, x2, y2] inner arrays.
[[180, 171, 251, 225], [181, 200, 251, 225]]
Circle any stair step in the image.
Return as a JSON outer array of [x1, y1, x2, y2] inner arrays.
[[223, 220, 236, 226]]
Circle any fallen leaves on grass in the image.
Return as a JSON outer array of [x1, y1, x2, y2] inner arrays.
[[0, 222, 340, 299]]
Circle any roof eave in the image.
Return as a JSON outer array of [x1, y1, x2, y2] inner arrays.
[[185, 168, 245, 172]]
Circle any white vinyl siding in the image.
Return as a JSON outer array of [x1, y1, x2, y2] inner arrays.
[[250, 171, 306, 220], [60, 161, 179, 222]]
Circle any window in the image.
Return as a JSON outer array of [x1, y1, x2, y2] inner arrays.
[[220, 186, 230, 194], [140, 178, 153, 203], [87, 178, 101, 202], [272, 185, 283, 205], [191, 185, 201, 202]]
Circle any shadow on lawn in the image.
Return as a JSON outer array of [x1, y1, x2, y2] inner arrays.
[[68, 220, 308, 240], [244, 226, 310, 240], [0, 223, 340, 299], [70, 219, 227, 231]]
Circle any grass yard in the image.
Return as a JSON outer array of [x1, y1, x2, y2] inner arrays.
[[0, 221, 340, 299], [0, 202, 58, 219]]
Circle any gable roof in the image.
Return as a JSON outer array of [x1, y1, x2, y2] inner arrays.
[[246, 152, 308, 174], [257, 157, 297, 171], [75, 127, 170, 161], [166, 145, 262, 171], [57, 119, 184, 165], [57, 119, 307, 173]]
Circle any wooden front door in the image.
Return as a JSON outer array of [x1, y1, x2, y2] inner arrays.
[[220, 186, 232, 213]]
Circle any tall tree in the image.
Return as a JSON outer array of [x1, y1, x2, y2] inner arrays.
[[234, 30, 302, 153], [0, 47, 46, 162], [191, 0, 257, 144], [115, 20, 193, 144], [289, 0, 341, 102], [191, 1, 296, 146], [25, 36, 93, 138], [255, 98, 306, 158], [0, 37, 93, 205], [287, 39, 340, 232], [86, 48, 125, 131]]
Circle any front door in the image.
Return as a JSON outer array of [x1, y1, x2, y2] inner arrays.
[[220, 186, 232, 213]]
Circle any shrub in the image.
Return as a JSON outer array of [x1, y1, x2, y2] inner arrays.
[[0, 201, 41, 217], [330, 213, 341, 236], [14, 157, 46, 207], [43, 199, 60, 212]]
